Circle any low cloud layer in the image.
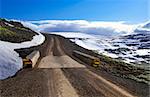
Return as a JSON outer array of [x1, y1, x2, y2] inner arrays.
[[21, 20, 141, 36]]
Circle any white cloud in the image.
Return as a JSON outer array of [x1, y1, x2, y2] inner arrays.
[[21, 20, 140, 36], [21, 21, 39, 32]]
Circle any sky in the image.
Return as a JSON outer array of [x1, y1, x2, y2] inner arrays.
[[0, 0, 149, 23]]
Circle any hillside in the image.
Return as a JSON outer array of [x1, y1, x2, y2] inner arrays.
[[0, 18, 38, 43], [3, 34, 149, 97], [0, 19, 45, 80]]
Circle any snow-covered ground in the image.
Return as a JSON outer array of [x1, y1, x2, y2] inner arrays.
[[21, 20, 150, 65], [22, 20, 150, 65], [50, 32, 95, 39], [44, 21, 150, 67], [0, 33, 45, 80], [1, 19, 149, 80], [51, 32, 150, 67]]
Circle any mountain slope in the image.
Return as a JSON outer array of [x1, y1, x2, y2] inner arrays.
[[0, 19, 45, 80], [0, 18, 38, 43]]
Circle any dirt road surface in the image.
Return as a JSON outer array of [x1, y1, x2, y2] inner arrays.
[[1, 35, 148, 97]]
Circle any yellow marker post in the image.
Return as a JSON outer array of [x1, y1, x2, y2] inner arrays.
[[23, 58, 32, 68], [92, 58, 100, 68]]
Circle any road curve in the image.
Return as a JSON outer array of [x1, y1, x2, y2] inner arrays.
[[37, 36, 137, 97], [1, 35, 138, 97]]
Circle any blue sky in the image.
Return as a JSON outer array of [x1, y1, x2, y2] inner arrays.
[[0, 0, 149, 23]]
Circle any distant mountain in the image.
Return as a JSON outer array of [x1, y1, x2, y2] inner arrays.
[[143, 22, 150, 29], [134, 22, 150, 34]]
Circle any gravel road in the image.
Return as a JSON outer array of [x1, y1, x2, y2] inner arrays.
[[1, 34, 148, 97]]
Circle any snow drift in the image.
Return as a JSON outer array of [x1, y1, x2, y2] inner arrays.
[[0, 33, 45, 80]]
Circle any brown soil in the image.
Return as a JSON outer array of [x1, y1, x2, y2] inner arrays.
[[1, 34, 149, 97]]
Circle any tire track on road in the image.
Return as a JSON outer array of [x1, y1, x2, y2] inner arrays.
[[62, 68, 137, 97], [1, 35, 139, 97]]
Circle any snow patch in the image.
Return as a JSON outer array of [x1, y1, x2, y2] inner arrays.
[[50, 32, 95, 39], [0, 33, 45, 80], [4, 22, 14, 27], [136, 49, 150, 56], [52, 32, 150, 66]]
